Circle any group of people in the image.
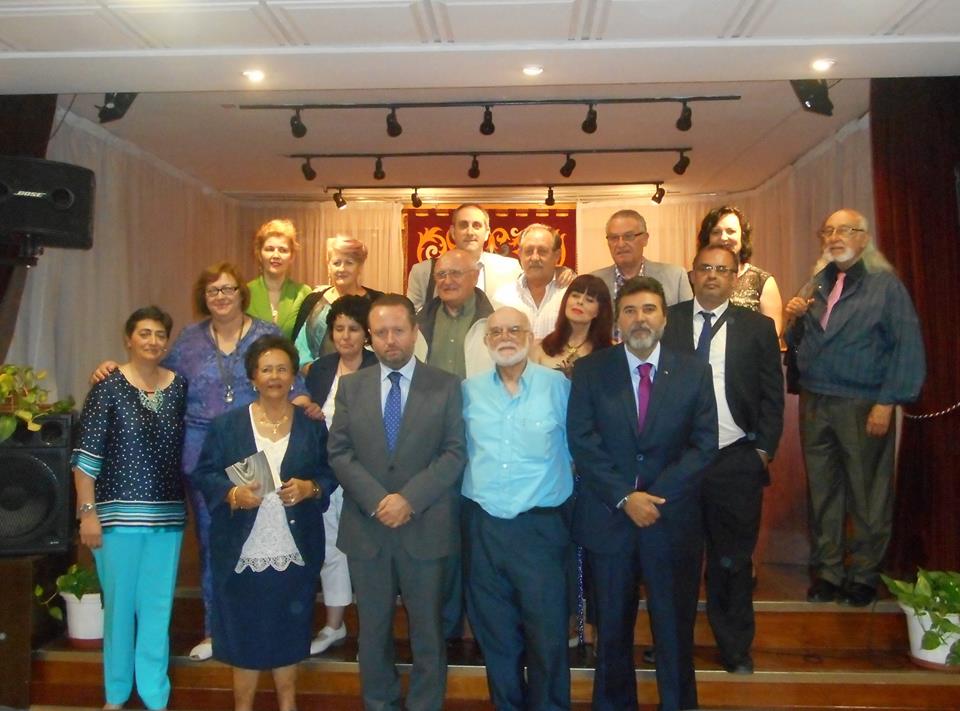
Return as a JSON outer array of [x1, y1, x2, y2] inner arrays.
[[69, 202, 924, 711]]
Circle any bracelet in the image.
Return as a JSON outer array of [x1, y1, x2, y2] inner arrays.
[[229, 486, 239, 510], [311, 482, 321, 499]]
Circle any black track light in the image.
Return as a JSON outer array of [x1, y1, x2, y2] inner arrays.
[[468, 155, 480, 179], [386, 108, 403, 137], [479, 106, 496, 135], [301, 158, 317, 181], [333, 190, 347, 209], [545, 187, 556, 207], [559, 153, 577, 178], [651, 184, 665, 204], [673, 151, 690, 175], [97, 92, 138, 124], [581, 103, 598, 134], [675, 101, 692, 131], [411, 188, 423, 208], [790, 79, 834, 117], [290, 109, 307, 138], [373, 157, 386, 180]]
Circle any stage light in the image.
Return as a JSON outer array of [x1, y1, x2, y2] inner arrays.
[[790, 79, 834, 116], [411, 188, 423, 208], [301, 159, 317, 181], [290, 109, 307, 138], [676, 101, 692, 131], [651, 184, 665, 204], [673, 151, 690, 175], [581, 104, 598, 134], [97, 93, 138, 123], [333, 190, 347, 209], [468, 155, 480, 179], [545, 187, 555, 206], [559, 153, 577, 178], [386, 108, 403, 137], [373, 157, 386, 180], [479, 106, 496, 135]]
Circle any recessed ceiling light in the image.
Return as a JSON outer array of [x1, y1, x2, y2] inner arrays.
[[242, 69, 265, 83], [811, 58, 836, 73], [522, 65, 544, 77]]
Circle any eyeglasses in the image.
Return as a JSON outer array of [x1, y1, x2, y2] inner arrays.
[[819, 225, 865, 238], [487, 325, 529, 339], [692, 264, 736, 275], [605, 231, 646, 243], [205, 285, 240, 297], [435, 269, 472, 281]]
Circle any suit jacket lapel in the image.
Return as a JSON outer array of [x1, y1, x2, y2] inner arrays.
[[609, 345, 641, 443], [393, 361, 427, 461], [640, 348, 675, 441]]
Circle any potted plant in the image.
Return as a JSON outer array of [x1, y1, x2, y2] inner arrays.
[[35, 563, 103, 648], [0, 364, 73, 442], [882, 569, 960, 669]]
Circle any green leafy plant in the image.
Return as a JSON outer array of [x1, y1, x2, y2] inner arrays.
[[34, 564, 102, 621], [882, 569, 960, 665], [0, 364, 73, 442]]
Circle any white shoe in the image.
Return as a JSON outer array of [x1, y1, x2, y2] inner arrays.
[[310, 625, 347, 655], [189, 639, 213, 661]]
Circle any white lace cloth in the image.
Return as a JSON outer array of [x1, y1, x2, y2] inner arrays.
[[235, 408, 305, 574]]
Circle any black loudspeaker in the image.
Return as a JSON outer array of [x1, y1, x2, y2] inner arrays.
[[0, 413, 74, 555], [0, 156, 95, 250]]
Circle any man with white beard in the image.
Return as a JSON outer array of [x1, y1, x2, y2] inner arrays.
[[785, 208, 925, 608], [460, 307, 574, 711]]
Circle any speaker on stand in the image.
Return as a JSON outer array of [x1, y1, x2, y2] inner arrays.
[[0, 413, 74, 709]]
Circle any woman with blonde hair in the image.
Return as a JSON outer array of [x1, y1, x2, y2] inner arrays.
[[292, 235, 383, 365], [246, 219, 312, 339]]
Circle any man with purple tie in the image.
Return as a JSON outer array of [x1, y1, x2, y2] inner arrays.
[[568, 276, 717, 711]]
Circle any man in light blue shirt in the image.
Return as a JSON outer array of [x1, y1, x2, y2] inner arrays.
[[461, 306, 574, 711]]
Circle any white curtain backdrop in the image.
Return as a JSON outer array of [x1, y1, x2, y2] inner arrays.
[[575, 114, 875, 300], [9, 110, 871, 405]]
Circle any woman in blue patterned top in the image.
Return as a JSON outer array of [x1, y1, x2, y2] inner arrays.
[[73, 306, 187, 711]]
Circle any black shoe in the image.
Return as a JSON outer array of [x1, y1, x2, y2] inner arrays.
[[722, 655, 754, 675], [838, 581, 876, 607], [806, 578, 840, 603], [642, 647, 656, 665]]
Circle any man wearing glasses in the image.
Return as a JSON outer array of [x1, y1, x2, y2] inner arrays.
[[662, 243, 783, 675], [461, 307, 574, 710], [785, 209, 925, 607], [592, 209, 692, 308]]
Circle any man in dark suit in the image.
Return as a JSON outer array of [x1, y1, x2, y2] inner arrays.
[[568, 276, 717, 711], [328, 293, 467, 711], [662, 244, 784, 675]]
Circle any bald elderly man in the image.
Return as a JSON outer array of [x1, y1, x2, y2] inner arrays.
[[461, 307, 574, 710], [785, 208, 925, 608]]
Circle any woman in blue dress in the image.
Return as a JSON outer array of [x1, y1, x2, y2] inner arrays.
[[191, 334, 336, 711], [73, 306, 187, 710]]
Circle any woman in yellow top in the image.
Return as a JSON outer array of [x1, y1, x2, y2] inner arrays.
[[246, 219, 312, 338]]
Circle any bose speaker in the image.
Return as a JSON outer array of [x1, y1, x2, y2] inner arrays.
[[0, 413, 74, 556], [0, 156, 95, 250]]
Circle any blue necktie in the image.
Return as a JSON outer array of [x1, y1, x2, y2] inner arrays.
[[384, 371, 402, 452], [695, 311, 714, 361]]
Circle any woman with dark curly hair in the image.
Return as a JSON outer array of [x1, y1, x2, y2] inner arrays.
[[697, 206, 783, 334]]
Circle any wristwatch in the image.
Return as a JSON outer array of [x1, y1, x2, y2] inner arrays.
[[78, 502, 97, 517]]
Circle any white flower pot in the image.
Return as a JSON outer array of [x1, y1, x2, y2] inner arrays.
[[61, 592, 104, 649], [899, 602, 960, 670]]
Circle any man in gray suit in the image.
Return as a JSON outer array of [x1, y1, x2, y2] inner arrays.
[[592, 209, 692, 309], [328, 293, 467, 711]]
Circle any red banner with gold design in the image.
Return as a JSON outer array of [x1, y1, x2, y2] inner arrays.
[[402, 205, 577, 289]]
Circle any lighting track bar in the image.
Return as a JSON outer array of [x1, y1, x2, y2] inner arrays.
[[327, 180, 666, 190], [242, 96, 739, 111], [289, 147, 691, 159]]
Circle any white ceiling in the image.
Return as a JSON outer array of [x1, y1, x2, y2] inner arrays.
[[2, 0, 959, 202]]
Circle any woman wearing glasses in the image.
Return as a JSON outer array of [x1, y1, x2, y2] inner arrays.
[[696, 206, 784, 334]]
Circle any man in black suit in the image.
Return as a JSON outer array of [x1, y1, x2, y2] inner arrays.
[[662, 244, 784, 675], [328, 293, 467, 711], [568, 276, 717, 711]]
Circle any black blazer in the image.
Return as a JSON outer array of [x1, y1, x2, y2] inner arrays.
[[568, 343, 717, 553], [304, 349, 379, 406], [662, 301, 784, 461]]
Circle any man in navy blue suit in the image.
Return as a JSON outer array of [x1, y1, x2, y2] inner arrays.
[[568, 276, 717, 711]]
